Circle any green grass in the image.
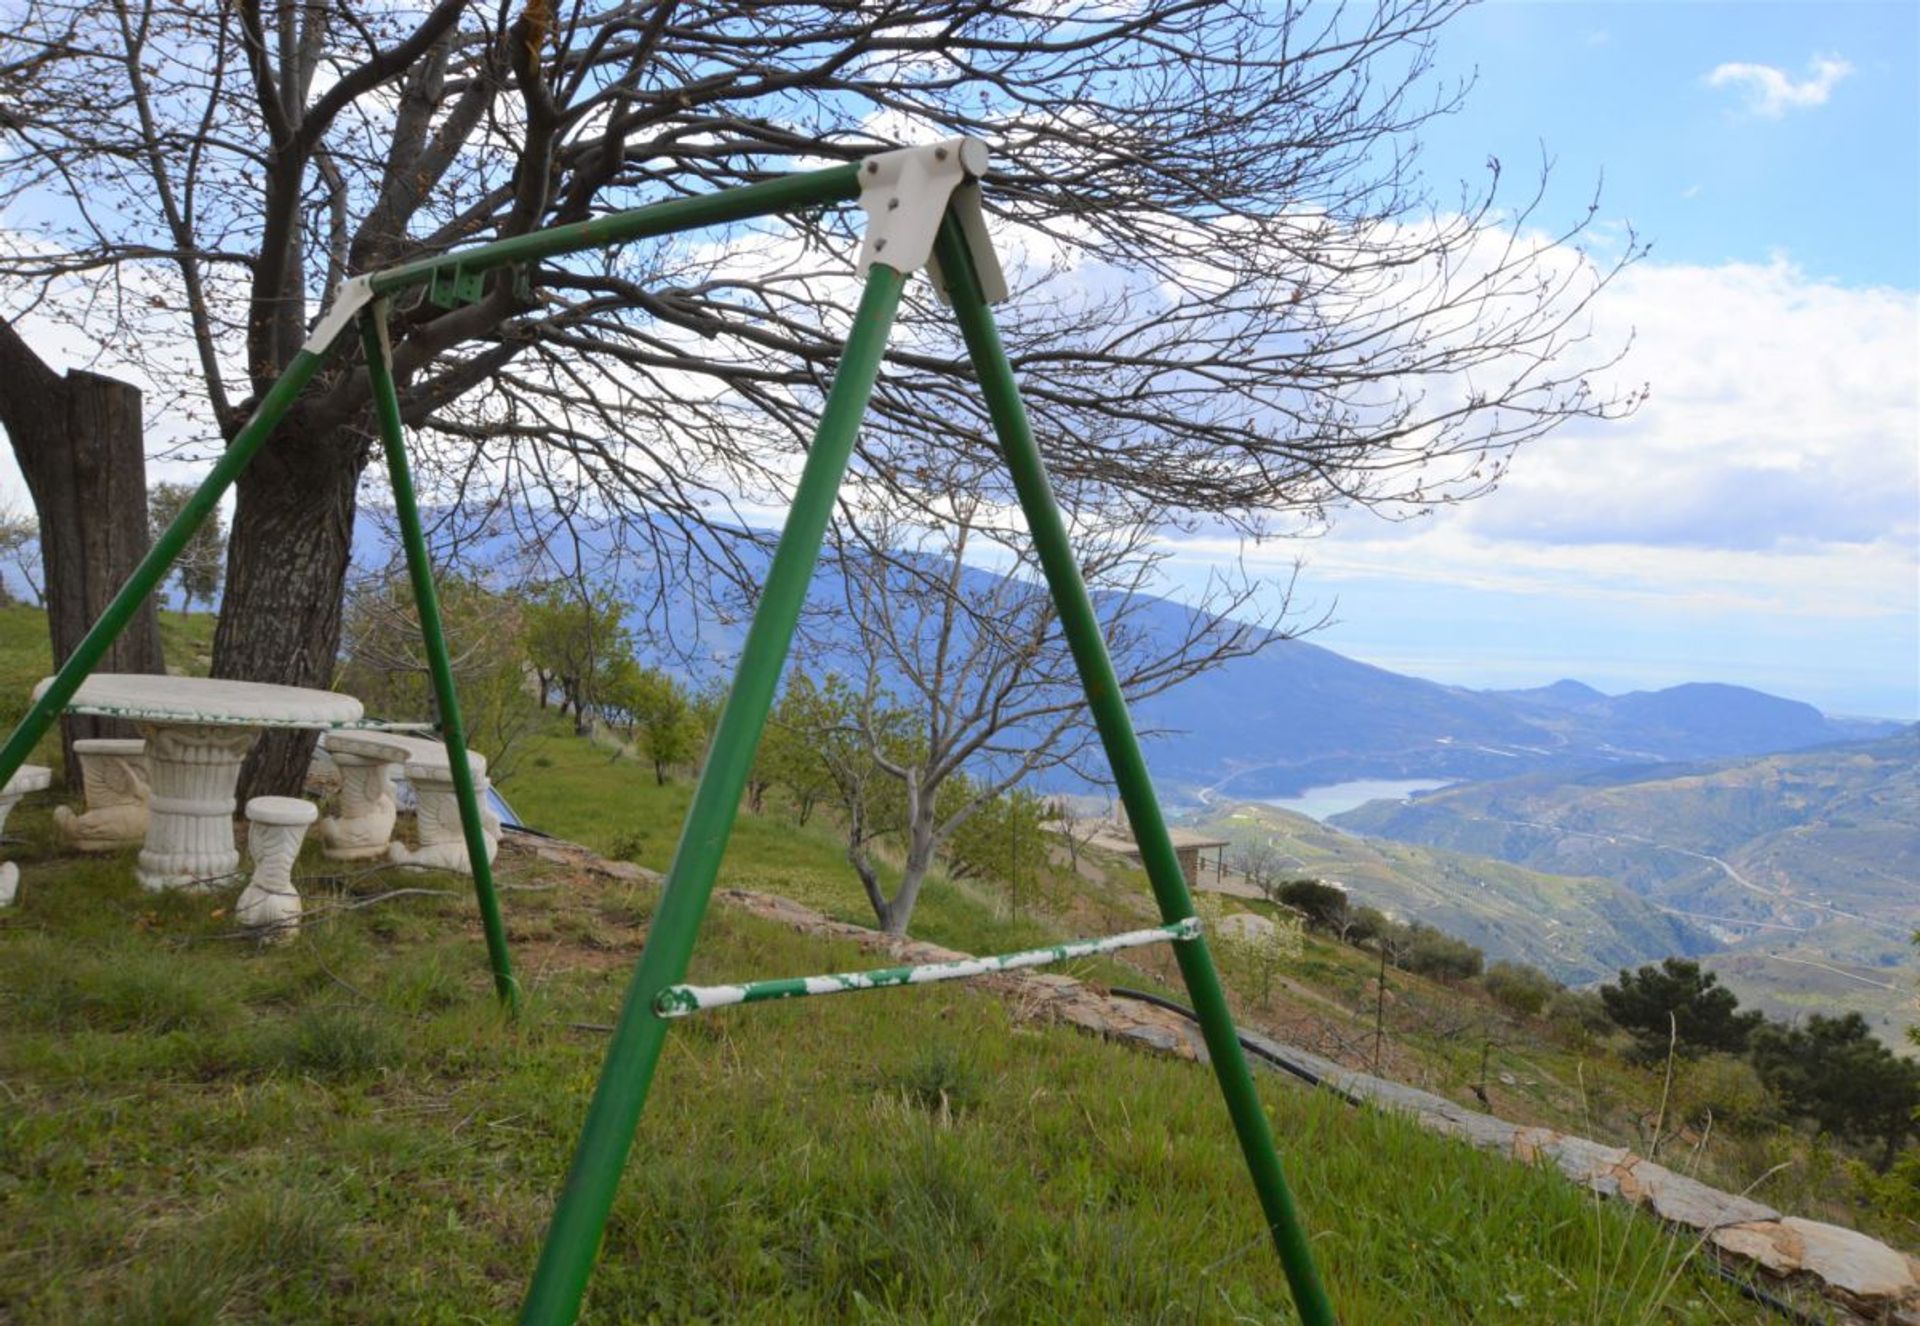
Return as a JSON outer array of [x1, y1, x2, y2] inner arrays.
[[0, 607, 1772, 1319], [0, 784, 1767, 1323]]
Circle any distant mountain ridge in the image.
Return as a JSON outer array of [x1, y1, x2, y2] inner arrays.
[[1121, 593, 1897, 797], [351, 514, 1900, 798]]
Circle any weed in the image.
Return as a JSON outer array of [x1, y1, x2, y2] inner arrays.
[[261, 1004, 402, 1078]]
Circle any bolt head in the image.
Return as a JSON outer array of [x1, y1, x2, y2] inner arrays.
[[865, 161, 878, 174], [935, 146, 949, 161]]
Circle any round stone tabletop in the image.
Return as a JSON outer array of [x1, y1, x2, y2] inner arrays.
[[34, 674, 365, 728]]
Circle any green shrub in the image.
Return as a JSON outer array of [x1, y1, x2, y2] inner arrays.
[[1400, 924, 1483, 982], [1673, 1054, 1778, 1136], [1482, 960, 1558, 1017], [1545, 989, 1613, 1047]]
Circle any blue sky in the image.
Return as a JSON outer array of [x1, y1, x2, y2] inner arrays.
[[1177, 0, 1919, 719]]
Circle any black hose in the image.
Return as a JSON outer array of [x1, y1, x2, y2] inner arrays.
[[1704, 1260, 1832, 1326], [1107, 985, 1364, 1105]]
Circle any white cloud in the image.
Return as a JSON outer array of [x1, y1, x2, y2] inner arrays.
[[1706, 55, 1853, 118]]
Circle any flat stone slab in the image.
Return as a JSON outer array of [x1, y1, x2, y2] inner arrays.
[[38, 674, 363, 727], [323, 730, 482, 772]]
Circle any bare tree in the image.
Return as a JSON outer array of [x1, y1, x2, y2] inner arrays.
[[809, 487, 1277, 936], [1, 0, 1642, 797]]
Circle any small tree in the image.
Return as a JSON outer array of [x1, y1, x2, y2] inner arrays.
[[147, 481, 225, 614], [1232, 841, 1282, 897], [1600, 959, 1764, 1063], [945, 782, 1051, 919], [522, 585, 631, 734], [337, 569, 539, 778], [758, 675, 838, 824], [601, 662, 702, 785], [1273, 879, 1349, 932], [1751, 1013, 1920, 1171]]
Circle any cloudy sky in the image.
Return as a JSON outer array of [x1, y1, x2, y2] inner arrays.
[[2, 1, 1912, 720], [1195, 1, 1917, 719]]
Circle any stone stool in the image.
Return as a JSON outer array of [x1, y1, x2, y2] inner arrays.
[[235, 796, 318, 942], [389, 752, 499, 875], [54, 738, 150, 851], [0, 763, 52, 907], [316, 732, 408, 861]]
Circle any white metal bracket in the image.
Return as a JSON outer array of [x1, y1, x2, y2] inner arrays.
[[856, 137, 1009, 305], [301, 273, 377, 356]]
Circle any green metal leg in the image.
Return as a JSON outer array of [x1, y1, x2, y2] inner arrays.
[[517, 264, 909, 1326], [360, 310, 520, 1013], [932, 216, 1338, 1325], [0, 349, 332, 793]]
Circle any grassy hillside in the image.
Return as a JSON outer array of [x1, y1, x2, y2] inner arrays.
[[0, 601, 1773, 1322], [1186, 800, 1706, 985], [0, 772, 1768, 1322]]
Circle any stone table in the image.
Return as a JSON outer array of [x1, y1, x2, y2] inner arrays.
[[32, 674, 363, 891]]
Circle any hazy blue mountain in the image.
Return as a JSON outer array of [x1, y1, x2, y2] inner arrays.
[[353, 513, 1898, 798]]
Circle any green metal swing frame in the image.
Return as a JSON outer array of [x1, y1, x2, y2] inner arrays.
[[0, 143, 1335, 1326]]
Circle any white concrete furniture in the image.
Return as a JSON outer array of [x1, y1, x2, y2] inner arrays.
[[393, 747, 499, 875], [0, 763, 52, 906], [33, 674, 363, 891], [317, 730, 497, 875], [316, 731, 405, 861], [54, 738, 150, 851], [235, 796, 319, 942]]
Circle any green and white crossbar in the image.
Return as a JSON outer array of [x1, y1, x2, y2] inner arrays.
[[655, 917, 1200, 1018]]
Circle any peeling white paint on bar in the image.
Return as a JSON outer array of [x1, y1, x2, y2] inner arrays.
[[654, 917, 1202, 1018]]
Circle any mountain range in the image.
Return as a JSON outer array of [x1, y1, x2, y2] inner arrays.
[[1122, 603, 1898, 799], [1333, 726, 1920, 1038]]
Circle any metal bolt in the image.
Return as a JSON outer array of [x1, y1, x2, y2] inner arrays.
[[887, 197, 899, 211], [875, 238, 887, 251], [865, 161, 878, 174], [935, 147, 948, 161]]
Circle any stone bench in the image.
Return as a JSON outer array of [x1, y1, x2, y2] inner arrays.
[[318, 732, 498, 874], [0, 763, 52, 906], [54, 738, 149, 852]]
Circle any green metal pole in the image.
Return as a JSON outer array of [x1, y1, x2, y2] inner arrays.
[[931, 215, 1338, 1326], [0, 347, 333, 793], [517, 264, 909, 1326], [370, 165, 863, 295], [359, 309, 520, 1013]]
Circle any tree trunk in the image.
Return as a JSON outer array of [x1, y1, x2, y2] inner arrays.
[[213, 421, 368, 798], [0, 326, 168, 790], [883, 822, 939, 938]]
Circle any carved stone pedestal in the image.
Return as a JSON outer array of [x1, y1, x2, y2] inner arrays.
[[235, 795, 318, 942], [390, 752, 499, 876], [54, 737, 149, 851], [0, 764, 52, 906], [317, 733, 406, 861], [136, 724, 258, 892]]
